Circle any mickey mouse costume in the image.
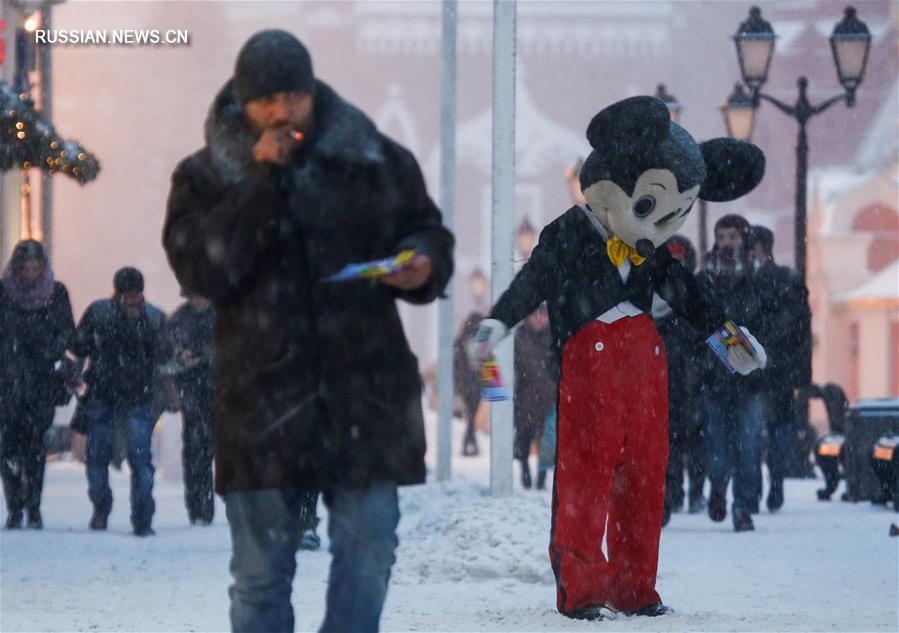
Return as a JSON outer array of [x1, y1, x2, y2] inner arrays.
[[469, 96, 767, 620]]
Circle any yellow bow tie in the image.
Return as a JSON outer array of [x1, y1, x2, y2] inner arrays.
[[606, 236, 646, 267]]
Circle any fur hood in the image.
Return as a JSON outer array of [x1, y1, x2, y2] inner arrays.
[[203, 79, 384, 185]]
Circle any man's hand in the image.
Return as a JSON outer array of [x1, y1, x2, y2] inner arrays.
[[381, 254, 433, 291], [253, 128, 295, 165], [178, 350, 202, 369]]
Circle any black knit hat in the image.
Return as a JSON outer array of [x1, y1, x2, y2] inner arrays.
[[113, 267, 144, 294], [232, 30, 315, 106], [714, 214, 753, 248]]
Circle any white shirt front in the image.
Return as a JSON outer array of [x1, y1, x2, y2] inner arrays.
[[578, 205, 646, 325]]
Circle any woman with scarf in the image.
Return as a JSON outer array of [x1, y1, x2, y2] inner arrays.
[[0, 240, 75, 529]]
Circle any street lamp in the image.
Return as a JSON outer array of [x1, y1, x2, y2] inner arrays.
[[721, 83, 756, 142], [655, 83, 709, 261], [654, 84, 682, 123], [515, 217, 536, 259], [722, 5, 872, 283], [468, 266, 488, 311]]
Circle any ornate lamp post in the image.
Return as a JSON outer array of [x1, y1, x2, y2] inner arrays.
[[721, 5, 871, 283], [515, 217, 536, 260], [654, 84, 682, 123], [656, 83, 711, 262]]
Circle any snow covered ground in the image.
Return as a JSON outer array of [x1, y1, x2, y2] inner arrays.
[[2, 414, 897, 633]]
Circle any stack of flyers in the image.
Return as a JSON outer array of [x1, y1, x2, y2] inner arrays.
[[479, 354, 509, 402], [705, 320, 760, 374], [322, 249, 417, 283]]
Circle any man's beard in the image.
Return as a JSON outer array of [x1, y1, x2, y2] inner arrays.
[[709, 246, 749, 278]]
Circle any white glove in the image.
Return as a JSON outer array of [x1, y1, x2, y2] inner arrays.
[[728, 326, 768, 375], [465, 318, 509, 369]]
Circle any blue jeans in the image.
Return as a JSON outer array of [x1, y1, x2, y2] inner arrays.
[[705, 391, 764, 514], [225, 482, 400, 633], [85, 402, 156, 529]]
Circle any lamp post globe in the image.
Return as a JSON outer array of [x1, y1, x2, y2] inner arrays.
[[830, 6, 872, 105], [733, 6, 776, 91]]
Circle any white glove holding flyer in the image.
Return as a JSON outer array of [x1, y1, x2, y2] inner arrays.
[[706, 321, 768, 376], [465, 318, 508, 369], [727, 326, 768, 375]]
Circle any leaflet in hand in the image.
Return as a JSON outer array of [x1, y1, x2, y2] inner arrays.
[[322, 250, 417, 283], [479, 354, 509, 402], [705, 320, 759, 374]]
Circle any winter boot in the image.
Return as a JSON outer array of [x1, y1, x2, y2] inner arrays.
[[26, 509, 42, 530], [628, 603, 674, 617], [688, 495, 707, 514], [299, 528, 321, 551], [520, 460, 532, 489], [733, 510, 755, 532], [536, 468, 548, 491], [562, 605, 616, 621], [767, 480, 784, 512], [661, 503, 672, 528], [462, 432, 479, 457], [462, 420, 479, 457], [133, 524, 155, 537], [708, 488, 727, 522], [5, 510, 23, 530], [89, 508, 108, 531]]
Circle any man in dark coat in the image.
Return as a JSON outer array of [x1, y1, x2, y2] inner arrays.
[[168, 289, 217, 525], [0, 240, 75, 529], [655, 236, 706, 526], [163, 30, 453, 633], [513, 304, 556, 490], [750, 225, 812, 511], [69, 267, 170, 537], [697, 215, 776, 532]]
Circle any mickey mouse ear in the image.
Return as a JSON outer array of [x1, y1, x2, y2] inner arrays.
[[585, 96, 670, 150], [698, 138, 766, 202]]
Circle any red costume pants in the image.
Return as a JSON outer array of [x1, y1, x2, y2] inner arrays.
[[549, 315, 669, 614]]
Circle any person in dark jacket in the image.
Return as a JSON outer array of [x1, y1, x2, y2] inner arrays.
[[69, 267, 170, 537], [0, 240, 75, 529], [750, 225, 812, 511], [168, 289, 217, 525], [513, 304, 556, 490], [453, 312, 484, 457], [655, 236, 707, 527], [697, 215, 776, 532], [162, 30, 453, 633]]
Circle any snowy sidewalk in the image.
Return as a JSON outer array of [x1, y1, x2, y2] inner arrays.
[[1, 430, 897, 632]]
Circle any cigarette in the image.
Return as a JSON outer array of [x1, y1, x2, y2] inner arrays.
[[290, 130, 305, 142]]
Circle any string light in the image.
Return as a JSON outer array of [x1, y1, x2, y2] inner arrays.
[[1, 81, 100, 184]]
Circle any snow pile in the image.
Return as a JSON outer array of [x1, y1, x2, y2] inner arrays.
[[396, 481, 554, 585]]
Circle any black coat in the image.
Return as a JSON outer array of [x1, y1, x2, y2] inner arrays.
[[514, 322, 556, 433], [70, 299, 170, 406], [0, 282, 75, 423], [654, 310, 704, 433], [695, 268, 775, 395], [490, 206, 725, 373], [163, 80, 454, 493], [167, 303, 216, 397], [753, 261, 811, 392]]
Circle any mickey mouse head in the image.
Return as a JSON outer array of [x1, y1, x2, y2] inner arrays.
[[579, 96, 765, 256]]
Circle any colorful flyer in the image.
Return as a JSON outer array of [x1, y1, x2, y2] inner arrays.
[[479, 354, 509, 402], [705, 320, 759, 374], [322, 249, 417, 283]]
